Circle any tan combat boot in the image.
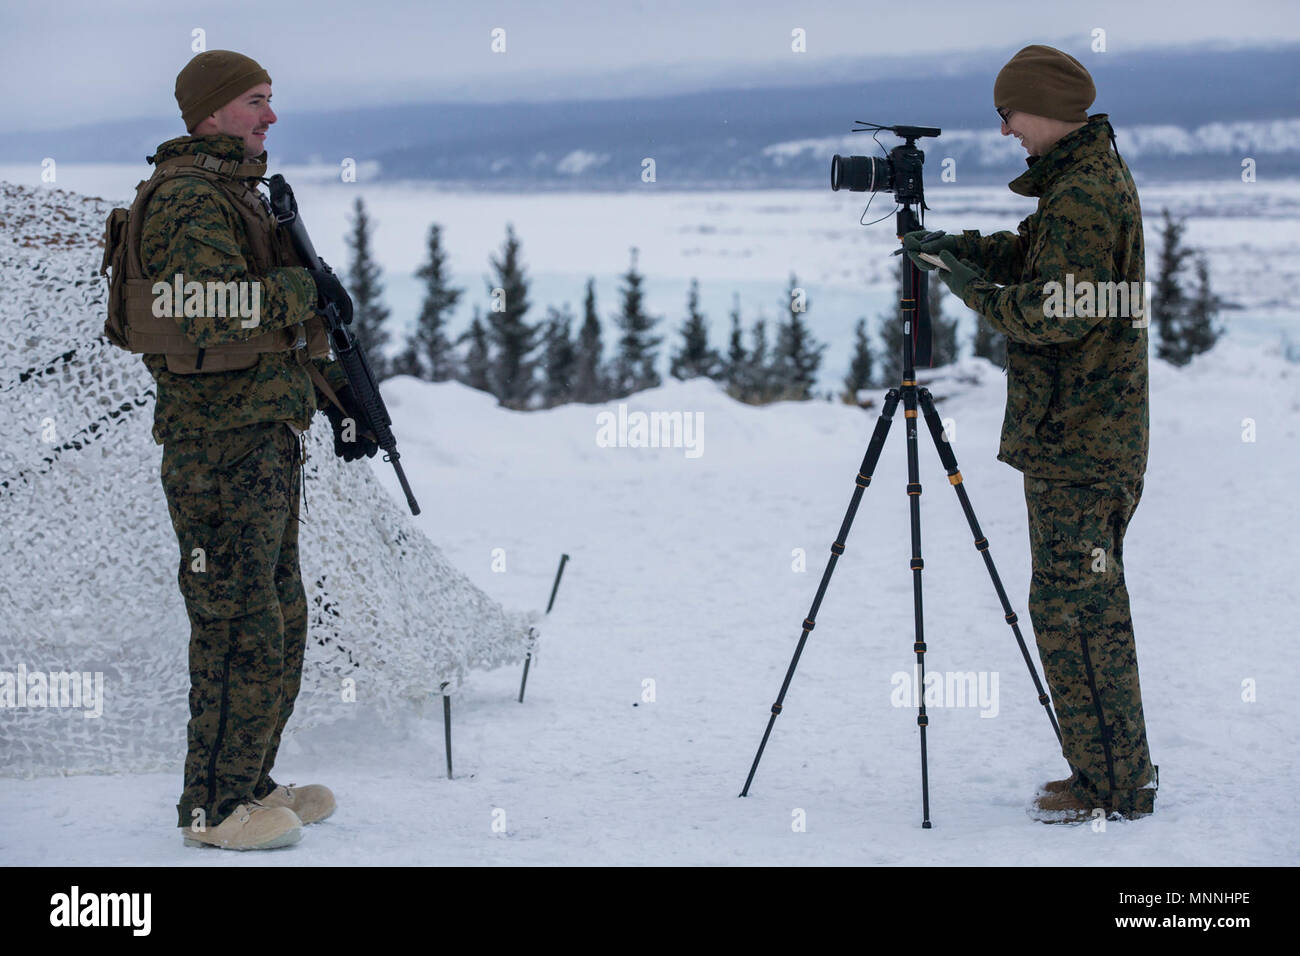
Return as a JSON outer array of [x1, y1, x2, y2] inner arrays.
[[181, 801, 302, 850], [259, 783, 336, 824], [1028, 789, 1098, 824], [1040, 771, 1077, 795]]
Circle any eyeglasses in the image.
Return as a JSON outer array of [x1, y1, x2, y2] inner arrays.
[[996, 107, 1013, 125]]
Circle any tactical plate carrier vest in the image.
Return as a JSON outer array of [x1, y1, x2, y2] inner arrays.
[[100, 151, 329, 374]]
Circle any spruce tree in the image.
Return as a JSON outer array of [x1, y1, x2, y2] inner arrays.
[[1152, 207, 1194, 366], [843, 317, 874, 403], [388, 340, 423, 378], [541, 304, 578, 407], [878, 270, 905, 387], [669, 279, 723, 380], [772, 273, 825, 399], [571, 278, 607, 404], [485, 223, 539, 408], [1181, 253, 1223, 361], [409, 223, 462, 381], [725, 294, 747, 391], [345, 196, 392, 379], [458, 306, 491, 393], [743, 317, 772, 403], [611, 247, 662, 396], [928, 281, 959, 367]]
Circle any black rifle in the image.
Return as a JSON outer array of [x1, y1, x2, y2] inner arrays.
[[266, 174, 420, 516]]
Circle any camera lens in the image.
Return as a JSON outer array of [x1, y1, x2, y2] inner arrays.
[[831, 154, 890, 193]]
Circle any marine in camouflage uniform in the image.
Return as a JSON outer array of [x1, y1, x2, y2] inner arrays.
[[913, 47, 1156, 818], [139, 128, 351, 828]]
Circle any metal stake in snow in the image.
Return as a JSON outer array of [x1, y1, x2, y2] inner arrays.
[[441, 681, 453, 780], [518, 553, 569, 702], [739, 160, 1062, 827]]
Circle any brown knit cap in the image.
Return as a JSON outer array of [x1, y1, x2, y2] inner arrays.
[[175, 50, 271, 132], [994, 45, 1095, 123]]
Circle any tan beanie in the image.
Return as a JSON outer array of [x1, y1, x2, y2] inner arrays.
[[994, 45, 1095, 123], [175, 50, 272, 132]]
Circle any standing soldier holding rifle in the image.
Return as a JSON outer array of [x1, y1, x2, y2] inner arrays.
[[101, 49, 388, 849]]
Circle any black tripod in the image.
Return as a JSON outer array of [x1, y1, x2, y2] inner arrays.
[[738, 204, 1062, 828]]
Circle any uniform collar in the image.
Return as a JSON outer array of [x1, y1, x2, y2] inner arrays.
[[147, 134, 268, 179], [1009, 113, 1117, 197]]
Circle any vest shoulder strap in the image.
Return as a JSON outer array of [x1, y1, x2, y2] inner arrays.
[[152, 152, 268, 180], [126, 154, 277, 277]]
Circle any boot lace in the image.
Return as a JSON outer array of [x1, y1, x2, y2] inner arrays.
[[237, 798, 277, 822]]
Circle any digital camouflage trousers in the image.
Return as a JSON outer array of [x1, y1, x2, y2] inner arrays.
[[1024, 474, 1157, 815], [160, 420, 308, 829]]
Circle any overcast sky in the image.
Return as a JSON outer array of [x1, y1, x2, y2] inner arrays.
[[2, 0, 1298, 132]]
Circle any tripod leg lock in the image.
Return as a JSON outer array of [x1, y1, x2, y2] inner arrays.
[[802, 618, 816, 631], [917, 714, 929, 727], [974, 536, 989, 552], [830, 542, 845, 556], [914, 642, 927, 654], [856, 472, 872, 488], [1038, 693, 1050, 705], [1005, 611, 1019, 625], [910, 558, 924, 571], [907, 482, 922, 496], [770, 702, 784, 715]]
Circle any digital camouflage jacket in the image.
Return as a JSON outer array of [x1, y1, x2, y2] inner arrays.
[[139, 133, 348, 445], [954, 113, 1148, 482]]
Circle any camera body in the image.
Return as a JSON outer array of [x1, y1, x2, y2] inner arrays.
[[830, 124, 940, 206]]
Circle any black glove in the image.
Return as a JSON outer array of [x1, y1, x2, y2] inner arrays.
[[322, 385, 378, 461], [308, 268, 354, 325]]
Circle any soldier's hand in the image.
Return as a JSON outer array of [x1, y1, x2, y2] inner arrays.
[[903, 229, 963, 257], [322, 386, 379, 461], [904, 231, 964, 273], [308, 268, 354, 325], [935, 250, 987, 298]]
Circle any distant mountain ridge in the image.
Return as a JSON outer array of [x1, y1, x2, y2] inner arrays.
[[2, 43, 1296, 186]]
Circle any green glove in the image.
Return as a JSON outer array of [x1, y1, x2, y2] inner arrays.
[[902, 229, 963, 255], [936, 250, 986, 299], [906, 249, 944, 272], [902, 229, 963, 272]]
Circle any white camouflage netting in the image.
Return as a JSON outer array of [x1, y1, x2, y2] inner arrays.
[[0, 182, 537, 776]]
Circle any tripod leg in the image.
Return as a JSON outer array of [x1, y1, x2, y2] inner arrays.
[[739, 389, 902, 797], [901, 383, 933, 828], [917, 387, 1063, 745]]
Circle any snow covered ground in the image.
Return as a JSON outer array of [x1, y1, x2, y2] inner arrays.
[[4, 340, 1297, 865]]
